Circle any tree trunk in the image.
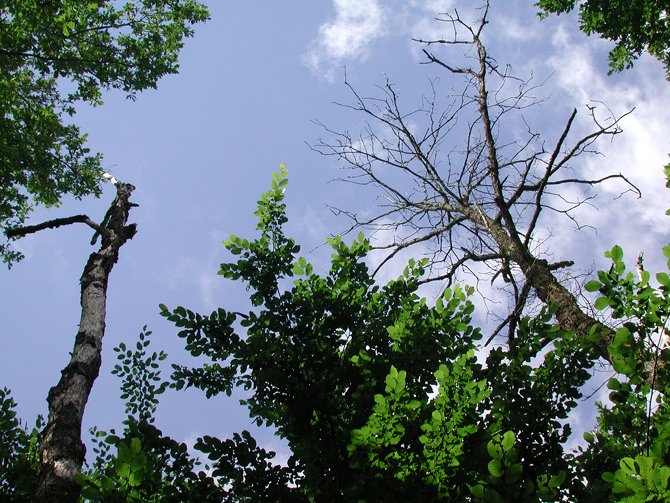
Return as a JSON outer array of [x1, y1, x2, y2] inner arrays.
[[32, 183, 137, 502], [468, 204, 612, 357], [522, 254, 610, 353]]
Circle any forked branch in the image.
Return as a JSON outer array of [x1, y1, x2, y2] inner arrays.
[[314, 1, 651, 380]]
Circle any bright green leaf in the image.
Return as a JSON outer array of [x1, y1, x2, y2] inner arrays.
[[584, 280, 602, 292], [488, 459, 503, 477], [594, 296, 611, 310]]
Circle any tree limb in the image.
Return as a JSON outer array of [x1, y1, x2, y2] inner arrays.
[[6, 215, 107, 240]]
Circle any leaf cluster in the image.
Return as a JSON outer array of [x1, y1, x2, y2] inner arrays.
[[0, 0, 209, 264], [112, 326, 168, 424], [158, 167, 630, 501], [573, 244, 670, 500], [78, 328, 224, 502], [0, 388, 42, 501], [537, 0, 670, 78]]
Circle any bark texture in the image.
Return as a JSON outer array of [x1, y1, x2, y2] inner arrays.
[[471, 206, 612, 359], [31, 183, 137, 503]]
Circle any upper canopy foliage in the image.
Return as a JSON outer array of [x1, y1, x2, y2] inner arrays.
[[155, 168, 670, 501], [0, 0, 209, 264], [537, 0, 670, 78]]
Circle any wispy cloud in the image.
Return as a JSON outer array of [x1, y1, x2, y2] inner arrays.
[[302, 0, 387, 79], [543, 23, 670, 273]]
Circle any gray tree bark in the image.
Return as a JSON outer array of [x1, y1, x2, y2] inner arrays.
[[12, 183, 137, 502]]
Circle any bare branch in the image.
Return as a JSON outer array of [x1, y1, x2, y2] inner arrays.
[[312, 0, 658, 384], [6, 215, 107, 239]]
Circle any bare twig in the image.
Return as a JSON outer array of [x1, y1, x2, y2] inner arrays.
[[312, 0, 657, 384]]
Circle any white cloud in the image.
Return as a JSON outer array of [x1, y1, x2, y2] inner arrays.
[[408, 0, 454, 12], [303, 0, 486, 78], [303, 0, 387, 79], [542, 22, 670, 274]]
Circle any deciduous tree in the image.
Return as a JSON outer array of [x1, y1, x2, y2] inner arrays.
[[158, 167, 670, 500], [0, 0, 209, 265]]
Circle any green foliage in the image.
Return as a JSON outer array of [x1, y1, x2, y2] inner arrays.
[[78, 327, 224, 502], [537, 0, 670, 78], [112, 326, 168, 424], [347, 351, 489, 500], [161, 166, 641, 501], [79, 419, 224, 503], [6, 167, 668, 500], [196, 431, 303, 502], [603, 455, 670, 500], [80, 324, 295, 502], [482, 308, 595, 501], [162, 167, 490, 500], [570, 244, 670, 501], [0, 0, 209, 264], [0, 388, 42, 501]]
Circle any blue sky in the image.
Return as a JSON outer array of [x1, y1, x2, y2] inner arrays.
[[2, 0, 670, 461]]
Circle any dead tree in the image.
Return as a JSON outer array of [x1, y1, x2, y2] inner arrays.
[[314, 3, 641, 365], [7, 181, 137, 502]]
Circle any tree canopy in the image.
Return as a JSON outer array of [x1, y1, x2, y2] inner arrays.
[[2, 167, 670, 500], [155, 168, 670, 501], [0, 0, 209, 264], [2, 1, 670, 501], [537, 0, 670, 77]]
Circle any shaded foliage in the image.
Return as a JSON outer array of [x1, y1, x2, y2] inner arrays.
[[77, 327, 224, 502], [537, 0, 670, 78], [0, 388, 42, 501], [158, 167, 670, 501], [0, 0, 209, 264]]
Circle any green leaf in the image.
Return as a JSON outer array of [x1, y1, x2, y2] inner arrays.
[[488, 459, 503, 477], [115, 462, 130, 478], [610, 245, 624, 263], [548, 471, 566, 488], [594, 296, 611, 310], [470, 484, 485, 499], [657, 272, 670, 286], [619, 457, 636, 474], [501, 431, 515, 452], [487, 440, 502, 460], [584, 280, 602, 292], [128, 470, 143, 487], [507, 463, 523, 483], [613, 327, 632, 346]]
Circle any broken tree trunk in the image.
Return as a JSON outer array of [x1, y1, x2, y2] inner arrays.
[[8, 182, 138, 502]]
